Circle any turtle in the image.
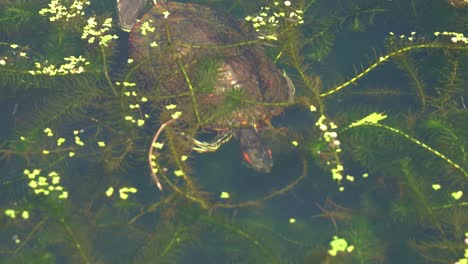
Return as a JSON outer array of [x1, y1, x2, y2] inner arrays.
[[117, 0, 294, 173]]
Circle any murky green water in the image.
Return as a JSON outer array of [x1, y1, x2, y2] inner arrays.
[[0, 0, 467, 263]]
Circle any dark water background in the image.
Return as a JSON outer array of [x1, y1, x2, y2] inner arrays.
[[0, 0, 467, 263]]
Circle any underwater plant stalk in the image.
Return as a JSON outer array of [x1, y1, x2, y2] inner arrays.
[[321, 43, 468, 97], [165, 23, 201, 124], [349, 122, 468, 178], [60, 218, 90, 264], [13, 218, 48, 255], [100, 45, 117, 96]]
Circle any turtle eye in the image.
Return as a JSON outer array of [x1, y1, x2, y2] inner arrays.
[[242, 151, 254, 165]]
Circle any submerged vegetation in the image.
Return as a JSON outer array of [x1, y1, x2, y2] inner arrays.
[[0, 0, 466, 263]]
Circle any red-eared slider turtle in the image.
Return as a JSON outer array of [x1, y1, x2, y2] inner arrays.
[[117, 0, 294, 173]]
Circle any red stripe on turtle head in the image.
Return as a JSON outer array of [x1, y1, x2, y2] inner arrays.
[[242, 151, 254, 165]]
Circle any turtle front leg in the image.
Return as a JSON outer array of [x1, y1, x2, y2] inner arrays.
[[192, 131, 234, 153]]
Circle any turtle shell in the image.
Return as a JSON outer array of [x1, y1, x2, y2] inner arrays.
[[129, 1, 291, 131]]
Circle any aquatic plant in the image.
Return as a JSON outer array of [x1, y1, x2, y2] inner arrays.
[[0, 0, 466, 263]]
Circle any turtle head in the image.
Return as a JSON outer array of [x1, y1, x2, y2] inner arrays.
[[239, 126, 273, 173]]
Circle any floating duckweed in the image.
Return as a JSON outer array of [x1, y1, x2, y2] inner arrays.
[[432, 184, 441, 190], [28, 56, 88, 76], [315, 114, 346, 188], [38, 176, 47, 184], [28, 181, 38, 188], [245, 0, 304, 40], [345, 175, 354, 182], [153, 142, 164, 149], [291, 140, 298, 146], [42, 150, 50, 154], [220, 192, 230, 199], [171, 111, 182, 119], [150, 41, 158, 47], [51, 177, 60, 185], [362, 173, 369, 178], [163, 11, 170, 19], [44, 127, 54, 136], [5, 209, 16, 219], [34, 189, 50, 195], [118, 187, 138, 200], [137, 119, 145, 126], [21, 211, 30, 220], [165, 104, 177, 110], [105, 187, 114, 197], [58, 191, 68, 199], [69, 152, 75, 157], [140, 20, 155, 35], [98, 141, 106, 147], [181, 155, 188, 161], [174, 170, 184, 177], [120, 192, 129, 200], [57, 137, 66, 146], [13, 235, 21, 244], [328, 236, 354, 256], [452, 191, 463, 200], [82, 17, 118, 47], [122, 87, 149, 127], [331, 166, 343, 181], [25, 169, 68, 199], [74, 136, 85, 146], [123, 82, 136, 87], [127, 58, 133, 63], [24, 169, 41, 179], [39, 0, 90, 22], [289, 218, 296, 223], [454, 233, 468, 264], [433, 31, 468, 44]]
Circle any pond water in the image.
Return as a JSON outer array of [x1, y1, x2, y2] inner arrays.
[[0, 0, 467, 263]]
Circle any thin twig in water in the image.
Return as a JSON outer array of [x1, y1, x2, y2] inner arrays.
[[148, 118, 177, 191]]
